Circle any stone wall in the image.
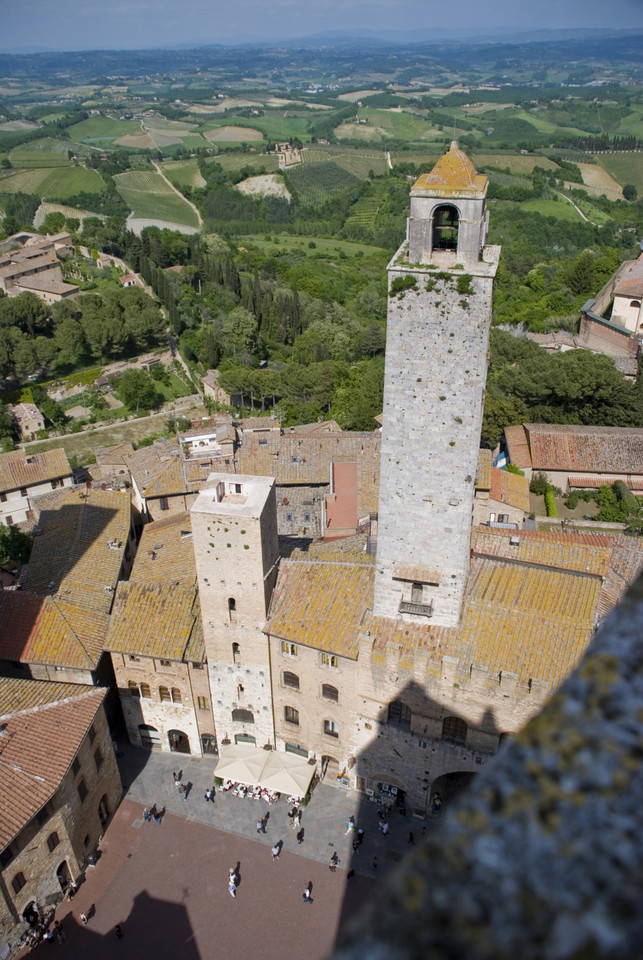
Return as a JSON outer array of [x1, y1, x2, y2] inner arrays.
[[374, 248, 500, 626]]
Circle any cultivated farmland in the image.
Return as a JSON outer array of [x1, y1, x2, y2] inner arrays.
[[284, 161, 361, 204], [162, 159, 206, 189], [113, 170, 200, 227]]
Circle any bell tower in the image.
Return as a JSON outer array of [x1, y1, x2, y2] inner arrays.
[[374, 142, 500, 627]]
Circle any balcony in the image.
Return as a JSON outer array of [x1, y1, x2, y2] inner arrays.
[[398, 599, 433, 618]]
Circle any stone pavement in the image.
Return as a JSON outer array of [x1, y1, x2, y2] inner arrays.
[[117, 743, 426, 877], [21, 745, 430, 960]]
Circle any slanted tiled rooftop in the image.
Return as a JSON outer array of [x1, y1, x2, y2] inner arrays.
[[0, 688, 106, 850], [22, 486, 131, 615], [475, 449, 492, 491], [0, 677, 93, 714], [0, 591, 108, 669], [106, 581, 204, 662], [411, 141, 487, 199], [95, 442, 135, 465], [285, 532, 374, 565], [265, 560, 374, 659], [525, 424, 643, 474], [454, 557, 601, 688], [131, 512, 196, 585], [504, 425, 532, 469], [471, 526, 614, 577], [124, 441, 204, 498], [489, 467, 531, 513], [0, 448, 71, 494]]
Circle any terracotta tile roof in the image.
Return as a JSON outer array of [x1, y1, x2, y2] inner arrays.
[[454, 557, 601, 688], [597, 536, 643, 621], [264, 560, 374, 659], [471, 526, 614, 577], [130, 512, 195, 585], [22, 486, 131, 615], [106, 581, 204, 662], [369, 616, 456, 665], [0, 688, 106, 850], [0, 677, 93, 714], [223, 433, 381, 516], [411, 142, 487, 198], [285, 533, 374, 564], [95, 443, 135, 465], [0, 448, 71, 494], [124, 442, 203, 498], [489, 468, 530, 512], [393, 564, 441, 585], [504, 425, 531, 469], [289, 420, 343, 435], [475, 449, 492, 491], [525, 424, 643, 474], [0, 591, 107, 669], [568, 474, 643, 491]]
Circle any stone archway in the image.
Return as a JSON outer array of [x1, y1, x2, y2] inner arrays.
[[168, 729, 190, 754], [429, 770, 477, 815], [432, 204, 460, 251]]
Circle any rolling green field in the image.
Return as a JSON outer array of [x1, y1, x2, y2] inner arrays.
[[356, 108, 432, 141], [68, 116, 142, 141], [521, 197, 587, 222], [471, 153, 559, 175], [0, 167, 53, 193], [199, 114, 309, 142], [595, 153, 643, 193], [161, 159, 206, 189], [237, 234, 386, 258], [113, 169, 200, 226], [0, 165, 105, 198]]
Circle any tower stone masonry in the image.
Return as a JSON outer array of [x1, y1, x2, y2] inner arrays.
[[191, 474, 279, 748], [374, 143, 501, 627]]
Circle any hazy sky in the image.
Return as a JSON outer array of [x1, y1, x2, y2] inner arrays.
[[2, 0, 642, 51]]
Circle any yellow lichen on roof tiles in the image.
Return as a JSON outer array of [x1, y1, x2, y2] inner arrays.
[[106, 581, 201, 661], [21, 486, 131, 614], [0, 677, 93, 714], [264, 560, 374, 659], [0, 592, 106, 669], [471, 527, 613, 577], [131, 512, 196, 585], [476, 449, 492, 491], [411, 142, 487, 198], [456, 558, 601, 688], [0, 448, 71, 493]]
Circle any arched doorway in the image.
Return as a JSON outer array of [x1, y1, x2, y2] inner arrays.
[[201, 733, 218, 755], [432, 204, 459, 251], [168, 729, 190, 754], [138, 723, 161, 749], [56, 860, 71, 891], [430, 770, 477, 815], [98, 794, 110, 827]]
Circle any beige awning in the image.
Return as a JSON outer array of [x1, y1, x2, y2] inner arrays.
[[214, 744, 316, 799]]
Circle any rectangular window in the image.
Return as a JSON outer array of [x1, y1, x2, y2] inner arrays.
[[128, 655, 141, 663], [159, 496, 169, 511], [321, 653, 339, 669], [20, 488, 27, 498], [47, 831, 60, 852], [0, 493, 6, 502], [159, 659, 171, 667], [77, 779, 88, 803], [12, 873, 26, 894], [324, 720, 339, 738], [94, 747, 103, 771], [192, 662, 204, 670], [197, 696, 208, 710], [411, 582, 423, 603], [281, 641, 297, 657], [5, 516, 12, 525], [284, 706, 300, 725]]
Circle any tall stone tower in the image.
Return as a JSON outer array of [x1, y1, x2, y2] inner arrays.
[[374, 142, 500, 627], [191, 474, 279, 748]]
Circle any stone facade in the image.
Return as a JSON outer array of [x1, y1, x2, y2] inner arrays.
[[192, 475, 280, 750]]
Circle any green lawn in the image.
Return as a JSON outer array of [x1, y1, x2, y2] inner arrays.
[[595, 153, 643, 193], [153, 372, 194, 402], [521, 197, 587, 221], [113, 169, 200, 226], [237, 234, 386, 258], [357, 108, 432, 140]]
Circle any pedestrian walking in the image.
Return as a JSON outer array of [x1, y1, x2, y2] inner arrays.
[[175, 775, 182, 790], [256, 820, 263, 834], [357, 827, 364, 845], [143, 807, 151, 822], [408, 831, 415, 845], [381, 821, 389, 836], [204, 787, 214, 803], [152, 807, 162, 824], [345, 815, 355, 835], [260, 816, 267, 833], [372, 856, 379, 871], [329, 852, 339, 872], [79, 914, 88, 927], [302, 883, 313, 904], [296, 828, 304, 845], [271, 843, 280, 861], [352, 839, 359, 854], [228, 877, 236, 898]]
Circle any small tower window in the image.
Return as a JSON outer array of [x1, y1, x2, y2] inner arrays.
[[232, 642, 240, 664], [432, 204, 459, 251]]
